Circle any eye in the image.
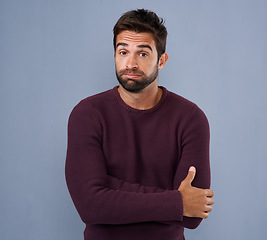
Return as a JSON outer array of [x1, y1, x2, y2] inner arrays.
[[119, 50, 127, 56], [139, 52, 148, 57]]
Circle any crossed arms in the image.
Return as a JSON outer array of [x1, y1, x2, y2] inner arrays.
[[65, 102, 214, 229]]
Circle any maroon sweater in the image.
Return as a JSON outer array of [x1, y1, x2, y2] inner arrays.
[[65, 86, 210, 240]]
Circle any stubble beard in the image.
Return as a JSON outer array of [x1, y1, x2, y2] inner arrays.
[[116, 65, 159, 93]]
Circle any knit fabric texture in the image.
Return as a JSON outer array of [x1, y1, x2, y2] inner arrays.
[[65, 86, 210, 240]]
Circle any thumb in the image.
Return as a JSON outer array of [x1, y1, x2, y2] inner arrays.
[[185, 166, 196, 185]]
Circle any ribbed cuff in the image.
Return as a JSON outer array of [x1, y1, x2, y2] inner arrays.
[[176, 190, 184, 221]]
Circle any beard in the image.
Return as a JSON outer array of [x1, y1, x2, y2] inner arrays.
[[116, 65, 158, 93]]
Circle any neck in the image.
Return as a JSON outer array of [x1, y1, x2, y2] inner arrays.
[[118, 80, 162, 110]]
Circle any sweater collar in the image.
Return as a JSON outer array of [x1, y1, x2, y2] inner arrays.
[[112, 86, 168, 114]]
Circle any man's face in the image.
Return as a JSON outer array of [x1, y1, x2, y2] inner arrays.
[[115, 31, 160, 93]]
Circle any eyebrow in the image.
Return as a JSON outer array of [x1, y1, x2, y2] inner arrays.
[[116, 42, 153, 52]]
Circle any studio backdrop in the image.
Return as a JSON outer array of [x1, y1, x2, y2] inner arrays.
[[0, 0, 266, 239]]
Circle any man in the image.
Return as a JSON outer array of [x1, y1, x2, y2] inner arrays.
[[65, 9, 214, 240]]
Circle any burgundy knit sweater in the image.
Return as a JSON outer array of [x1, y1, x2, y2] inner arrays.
[[65, 86, 210, 240]]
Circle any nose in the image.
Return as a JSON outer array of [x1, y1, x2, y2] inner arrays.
[[126, 55, 138, 70]]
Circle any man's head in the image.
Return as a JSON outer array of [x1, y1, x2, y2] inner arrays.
[[113, 9, 167, 60], [113, 9, 168, 93]]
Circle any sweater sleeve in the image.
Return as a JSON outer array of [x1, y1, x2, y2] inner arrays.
[[107, 175, 166, 193], [65, 102, 183, 225], [173, 105, 211, 229], [106, 175, 180, 226]]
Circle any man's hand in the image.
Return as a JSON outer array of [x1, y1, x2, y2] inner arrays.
[[178, 166, 214, 219]]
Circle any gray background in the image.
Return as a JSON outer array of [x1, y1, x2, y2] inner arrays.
[[1, 0, 266, 239]]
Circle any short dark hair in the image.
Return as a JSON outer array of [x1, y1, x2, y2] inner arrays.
[[113, 9, 167, 59]]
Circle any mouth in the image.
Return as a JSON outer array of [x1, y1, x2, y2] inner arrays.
[[123, 74, 141, 79]]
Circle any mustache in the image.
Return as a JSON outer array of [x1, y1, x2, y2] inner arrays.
[[118, 69, 145, 76]]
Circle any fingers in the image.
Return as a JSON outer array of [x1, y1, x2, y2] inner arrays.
[[203, 195, 214, 219], [184, 166, 196, 185], [179, 166, 215, 219], [205, 205, 213, 213], [206, 196, 215, 205], [206, 189, 214, 197], [201, 203, 213, 219], [202, 212, 209, 219]]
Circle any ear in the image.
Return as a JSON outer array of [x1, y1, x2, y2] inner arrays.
[[158, 53, 169, 70]]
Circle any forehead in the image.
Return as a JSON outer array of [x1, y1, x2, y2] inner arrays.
[[116, 31, 156, 48]]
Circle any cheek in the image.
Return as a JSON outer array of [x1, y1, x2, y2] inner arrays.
[[115, 56, 125, 69], [145, 61, 159, 73], [115, 59, 121, 71]]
